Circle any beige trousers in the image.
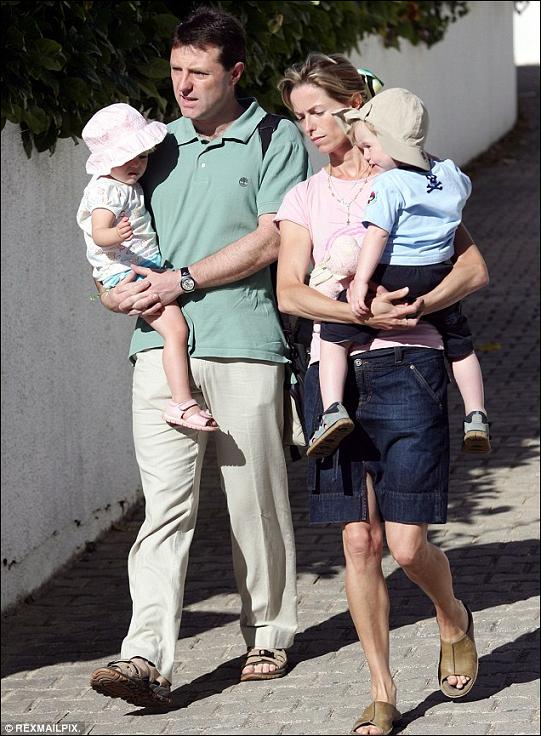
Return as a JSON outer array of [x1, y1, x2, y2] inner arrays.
[[120, 349, 298, 682]]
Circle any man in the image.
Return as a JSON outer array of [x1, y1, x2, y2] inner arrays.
[[90, 6, 310, 707]]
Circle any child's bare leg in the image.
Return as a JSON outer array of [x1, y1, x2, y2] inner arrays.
[[451, 352, 485, 414], [452, 351, 490, 453], [307, 339, 354, 459], [143, 304, 193, 405], [319, 339, 350, 410], [143, 305, 217, 430]]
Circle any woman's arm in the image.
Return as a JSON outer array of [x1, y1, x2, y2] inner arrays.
[[420, 223, 489, 315], [276, 220, 421, 330]]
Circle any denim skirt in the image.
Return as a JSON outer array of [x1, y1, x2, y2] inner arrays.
[[305, 347, 450, 525]]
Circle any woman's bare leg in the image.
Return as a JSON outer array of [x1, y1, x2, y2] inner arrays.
[[385, 522, 471, 690], [344, 476, 396, 735]]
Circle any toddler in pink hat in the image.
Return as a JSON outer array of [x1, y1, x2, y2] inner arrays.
[[77, 103, 218, 431]]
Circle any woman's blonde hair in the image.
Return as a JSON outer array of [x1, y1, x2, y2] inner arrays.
[[278, 53, 371, 110]]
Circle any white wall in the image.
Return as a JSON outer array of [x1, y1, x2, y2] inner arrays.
[[0, 0, 518, 611], [306, 1, 517, 171], [1, 122, 141, 610], [514, 0, 540, 65]]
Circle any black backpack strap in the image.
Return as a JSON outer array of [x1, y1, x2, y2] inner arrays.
[[260, 113, 286, 297], [257, 112, 312, 459], [257, 113, 286, 159]]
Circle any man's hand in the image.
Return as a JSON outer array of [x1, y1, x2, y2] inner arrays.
[[99, 271, 163, 316], [130, 265, 183, 310]]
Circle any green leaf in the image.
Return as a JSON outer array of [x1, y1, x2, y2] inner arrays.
[[23, 105, 49, 134], [3, 0, 470, 157], [5, 103, 24, 124], [136, 57, 171, 79], [137, 80, 168, 113], [151, 13, 179, 37], [114, 24, 146, 49], [61, 77, 90, 105], [4, 26, 25, 51], [34, 38, 63, 56], [22, 129, 33, 160], [268, 14, 284, 34]]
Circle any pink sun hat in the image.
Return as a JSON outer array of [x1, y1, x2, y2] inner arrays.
[[82, 103, 168, 176]]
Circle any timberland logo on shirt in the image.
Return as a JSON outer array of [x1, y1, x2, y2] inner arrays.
[[239, 177, 249, 187]]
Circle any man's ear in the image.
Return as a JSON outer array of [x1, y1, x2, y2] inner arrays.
[[230, 61, 244, 86]]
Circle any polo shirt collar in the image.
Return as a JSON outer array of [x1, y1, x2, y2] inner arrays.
[[169, 98, 266, 146]]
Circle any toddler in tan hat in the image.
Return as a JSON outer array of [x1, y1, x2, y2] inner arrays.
[[77, 103, 218, 431], [309, 89, 490, 458]]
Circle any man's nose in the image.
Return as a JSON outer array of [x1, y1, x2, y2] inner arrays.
[[179, 74, 192, 93]]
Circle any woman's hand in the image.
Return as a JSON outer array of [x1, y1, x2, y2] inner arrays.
[[366, 286, 424, 331]]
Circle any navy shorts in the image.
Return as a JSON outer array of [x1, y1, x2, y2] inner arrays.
[[320, 262, 474, 360], [305, 347, 450, 525]]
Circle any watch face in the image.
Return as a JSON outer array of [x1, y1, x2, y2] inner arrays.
[[182, 277, 195, 292]]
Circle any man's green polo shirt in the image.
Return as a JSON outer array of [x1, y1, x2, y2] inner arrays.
[[128, 99, 310, 362]]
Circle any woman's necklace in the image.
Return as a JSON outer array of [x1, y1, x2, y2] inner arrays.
[[326, 164, 373, 225]]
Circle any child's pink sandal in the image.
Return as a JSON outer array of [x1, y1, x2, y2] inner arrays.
[[162, 400, 218, 431]]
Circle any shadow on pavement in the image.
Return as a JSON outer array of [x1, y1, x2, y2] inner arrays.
[[394, 628, 540, 734], [1, 538, 538, 682]]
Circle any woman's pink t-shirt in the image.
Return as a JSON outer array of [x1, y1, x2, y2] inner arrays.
[[275, 168, 443, 364]]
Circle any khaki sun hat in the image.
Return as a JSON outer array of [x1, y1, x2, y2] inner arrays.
[[333, 87, 431, 171], [82, 103, 168, 176]]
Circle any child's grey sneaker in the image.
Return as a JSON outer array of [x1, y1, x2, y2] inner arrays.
[[306, 402, 355, 459], [462, 410, 491, 454]]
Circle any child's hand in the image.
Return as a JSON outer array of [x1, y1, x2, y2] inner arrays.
[[348, 278, 370, 318], [116, 215, 133, 242]]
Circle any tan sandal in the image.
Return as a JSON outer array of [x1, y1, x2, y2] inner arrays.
[[240, 647, 288, 682], [90, 656, 173, 707], [351, 701, 401, 735], [439, 602, 478, 698]]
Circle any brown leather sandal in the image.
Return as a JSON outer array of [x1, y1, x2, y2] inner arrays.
[[240, 647, 288, 682], [90, 656, 173, 707], [351, 701, 401, 735], [439, 602, 478, 698]]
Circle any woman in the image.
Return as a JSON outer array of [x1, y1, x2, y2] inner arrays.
[[275, 54, 488, 735]]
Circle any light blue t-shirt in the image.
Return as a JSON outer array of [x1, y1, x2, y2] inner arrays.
[[362, 159, 472, 265]]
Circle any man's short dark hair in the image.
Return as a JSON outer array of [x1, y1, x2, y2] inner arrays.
[[172, 6, 246, 69]]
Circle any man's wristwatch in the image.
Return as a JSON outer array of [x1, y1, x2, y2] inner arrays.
[[179, 266, 196, 293]]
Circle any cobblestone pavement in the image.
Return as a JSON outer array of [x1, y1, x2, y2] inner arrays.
[[2, 66, 539, 736]]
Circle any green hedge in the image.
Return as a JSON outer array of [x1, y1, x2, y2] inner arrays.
[[1, 0, 468, 157]]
